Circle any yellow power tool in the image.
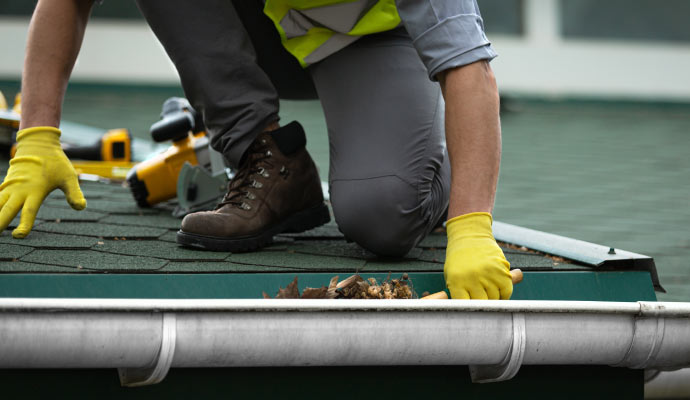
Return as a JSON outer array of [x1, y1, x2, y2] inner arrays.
[[61, 128, 132, 162], [3, 91, 132, 165], [126, 97, 213, 207]]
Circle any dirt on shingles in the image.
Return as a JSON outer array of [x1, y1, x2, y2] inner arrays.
[[498, 241, 567, 265]]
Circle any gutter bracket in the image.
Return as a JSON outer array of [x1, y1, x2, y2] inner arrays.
[[469, 313, 526, 383], [613, 315, 665, 369], [118, 313, 177, 387]]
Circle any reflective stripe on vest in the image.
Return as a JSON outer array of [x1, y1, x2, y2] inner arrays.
[[264, 0, 401, 66]]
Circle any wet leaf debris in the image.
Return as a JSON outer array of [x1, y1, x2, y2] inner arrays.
[[263, 274, 415, 299]]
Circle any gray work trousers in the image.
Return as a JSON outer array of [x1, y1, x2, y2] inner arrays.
[[135, 0, 495, 256]]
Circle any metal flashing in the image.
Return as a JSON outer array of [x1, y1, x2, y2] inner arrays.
[[493, 221, 664, 292]]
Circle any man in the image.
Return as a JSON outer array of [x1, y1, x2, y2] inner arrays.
[[0, 0, 512, 300]]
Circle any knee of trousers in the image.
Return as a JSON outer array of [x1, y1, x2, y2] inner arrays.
[[330, 176, 427, 257]]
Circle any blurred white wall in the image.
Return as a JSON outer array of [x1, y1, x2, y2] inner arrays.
[[1, 0, 689, 101], [489, 0, 690, 101], [0, 18, 179, 84]]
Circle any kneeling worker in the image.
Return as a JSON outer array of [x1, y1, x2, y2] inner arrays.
[[0, 0, 513, 300]]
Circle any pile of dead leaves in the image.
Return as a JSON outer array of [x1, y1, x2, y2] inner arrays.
[[263, 274, 415, 299]]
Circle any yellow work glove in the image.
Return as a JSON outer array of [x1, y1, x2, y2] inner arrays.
[[0, 127, 86, 238], [444, 212, 512, 299]]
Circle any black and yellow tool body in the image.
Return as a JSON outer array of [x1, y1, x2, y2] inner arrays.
[[61, 128, 136, 179], [126, 97, 216, 207], [62, 128, 132, 162], [127, 131, 208, 207], [67, 128, 137, 179]]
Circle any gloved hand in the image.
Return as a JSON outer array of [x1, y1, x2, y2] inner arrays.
[[0, 127, 86, 238], [444, 212, 512, 299]]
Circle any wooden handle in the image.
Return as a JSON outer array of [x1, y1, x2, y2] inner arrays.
[[421, 269, 523, 300], [420, 291, 449, 300], [510, 269, 523, 284]]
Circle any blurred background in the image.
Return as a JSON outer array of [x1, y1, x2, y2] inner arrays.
[[0, 0, 688, 301]]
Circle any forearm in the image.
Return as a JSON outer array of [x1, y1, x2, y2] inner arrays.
[[20, 0, 93, 130], [439, 60, 501, 219], [439, 61, 511, 299]]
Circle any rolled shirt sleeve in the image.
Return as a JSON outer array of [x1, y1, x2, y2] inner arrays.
[[395, 0, 497, 80]]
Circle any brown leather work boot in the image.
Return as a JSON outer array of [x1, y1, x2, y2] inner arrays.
[[176, 121, 330, 251]]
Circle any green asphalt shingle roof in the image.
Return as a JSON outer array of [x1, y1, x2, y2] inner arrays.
[[0, 165, 584, 275], [2, 84, 686, 300], [0, 81, 690, 301]]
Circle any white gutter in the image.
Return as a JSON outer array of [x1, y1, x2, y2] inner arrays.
[[1, 299, 689, 387]]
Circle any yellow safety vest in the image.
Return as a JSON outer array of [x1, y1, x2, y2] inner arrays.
[[263, 0, 401, 67]]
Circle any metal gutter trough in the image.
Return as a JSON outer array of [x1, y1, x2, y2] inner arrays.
[[1, 298, 689, 387]]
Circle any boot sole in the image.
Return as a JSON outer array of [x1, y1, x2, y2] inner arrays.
[[176, 203, 331, 252]]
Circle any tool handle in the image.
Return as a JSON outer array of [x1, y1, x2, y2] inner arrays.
[[63, 140, 102, 161], [150, 97, 204, 142], [421, 269, 523, 300], [510, 268, 523, 284], [420, 291, 449, 300], [151, 113, 194, 143]]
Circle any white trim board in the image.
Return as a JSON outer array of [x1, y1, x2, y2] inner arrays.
[[0, 17, 179, 84], [1, 12, 689, 101]]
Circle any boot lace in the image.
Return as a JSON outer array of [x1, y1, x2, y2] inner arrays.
[[215, 138, 274, 210]]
